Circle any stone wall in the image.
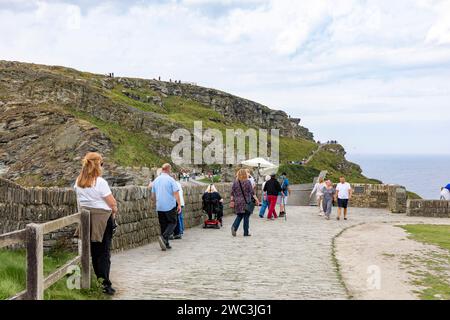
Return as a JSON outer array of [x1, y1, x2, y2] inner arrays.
[[288, 184, 314, 206], [0, 178, 79, 249], [341, 184, 407, 213], [407, 200, 450, 218], [0, 177, 232, 251], [111, 183, 232, 252]]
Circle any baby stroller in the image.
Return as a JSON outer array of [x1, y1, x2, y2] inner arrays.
[[202, 193, 223, 229]]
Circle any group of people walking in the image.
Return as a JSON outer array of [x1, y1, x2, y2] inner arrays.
[[310, 176, 353, 220], [72, 151, 353, 296]]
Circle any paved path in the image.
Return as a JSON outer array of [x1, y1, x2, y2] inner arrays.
[[110, 206, 448, 300]]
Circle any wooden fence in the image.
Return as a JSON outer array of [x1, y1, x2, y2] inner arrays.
[[0, 209, 91, 300]]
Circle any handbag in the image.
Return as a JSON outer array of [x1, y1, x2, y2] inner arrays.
[[238, 180, 256, 214]]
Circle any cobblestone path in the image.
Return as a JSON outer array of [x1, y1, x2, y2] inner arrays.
[[111, 206, 443, 300]]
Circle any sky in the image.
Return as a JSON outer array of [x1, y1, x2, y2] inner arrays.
[[1, 0, 450, 155]]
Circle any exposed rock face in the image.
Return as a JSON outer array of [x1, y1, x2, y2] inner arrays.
[[0, 61, 178, 186], [114, 77, 314, 139], [0, 60, 316, 187], [320, 144, 364, 175], [0, 102, 113, 186]]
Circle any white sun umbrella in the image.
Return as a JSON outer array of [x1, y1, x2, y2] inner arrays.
[[259, 166, 279, 177], [240, 157, 277, 168], [240, 158, 278, 185]]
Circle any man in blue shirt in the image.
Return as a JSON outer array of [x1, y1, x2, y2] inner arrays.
[[151, 163, 181, 251]]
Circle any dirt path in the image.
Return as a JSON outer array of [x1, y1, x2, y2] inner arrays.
[[335, 222, 449, 300]]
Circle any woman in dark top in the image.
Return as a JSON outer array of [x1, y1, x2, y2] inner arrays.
[[230, 169, 260, 237]]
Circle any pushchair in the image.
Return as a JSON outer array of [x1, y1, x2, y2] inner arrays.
[[202, 193, 223, 229]]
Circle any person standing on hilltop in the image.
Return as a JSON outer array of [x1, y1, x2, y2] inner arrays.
[[74, 152, 118, 296], [151, 163, 182, 251], [264, 174, 282, 220], [310, 177, 325, 216], [335, 176, 352, 221]]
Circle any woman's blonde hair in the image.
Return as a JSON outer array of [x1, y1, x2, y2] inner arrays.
[[205, 184, 218, 193], [236, 169, 249, 182], [76, 152, 103, 188], [319, 177, 324, 183]]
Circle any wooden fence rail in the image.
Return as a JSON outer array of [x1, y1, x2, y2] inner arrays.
[[0, 209, 91, 300]]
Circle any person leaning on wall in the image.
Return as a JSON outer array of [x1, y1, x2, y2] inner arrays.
[[74, 152, 118, 296]]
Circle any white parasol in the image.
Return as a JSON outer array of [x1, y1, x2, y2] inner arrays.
[[240, 158, 278, 184]]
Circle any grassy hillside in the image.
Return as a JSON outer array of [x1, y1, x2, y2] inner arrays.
[[0, 60, 376, 186]]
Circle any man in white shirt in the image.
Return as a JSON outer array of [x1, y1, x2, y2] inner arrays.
[[440, 187, 450, 200], [335, 176, 352, 221]]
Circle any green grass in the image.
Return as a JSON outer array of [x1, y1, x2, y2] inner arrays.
[[199, 175, 221, 184], [277, 164, 320, 184], [412, 273, 450, 300], [400, 224, 450, 300], [306, 148, 377, 183], [163, 95, 231, 130], [0, 249, 106, 300], [107, 85, 163, 114], [407, 191, 422, 200], [279, 137, 318, 163], [401, 225, 450, 251], [69, 109, 168, 167]]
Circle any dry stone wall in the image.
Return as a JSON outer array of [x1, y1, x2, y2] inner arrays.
[[407, 200, 450, 218], [350, 184, 407, 213], [0, 177, 232, 251]]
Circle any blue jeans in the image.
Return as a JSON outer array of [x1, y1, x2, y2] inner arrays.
[[174, 207, 184, 236], [259, 199, 269, 217], [232, 212, 250, 236]]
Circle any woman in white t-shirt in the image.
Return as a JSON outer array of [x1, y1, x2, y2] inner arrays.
[[74, 152, 118, 296], [310, 177, 325, 215]]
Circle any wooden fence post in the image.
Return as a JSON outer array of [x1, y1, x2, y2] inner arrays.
[[26, 223, 44, 300], [80, 209, 91, 290]]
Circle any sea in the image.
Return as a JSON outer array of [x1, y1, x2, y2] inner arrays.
[[347, 154, 450, 200]]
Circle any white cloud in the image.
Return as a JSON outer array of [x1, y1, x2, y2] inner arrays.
[[0, 0, 450, 154], [425, 1, 450, 44]]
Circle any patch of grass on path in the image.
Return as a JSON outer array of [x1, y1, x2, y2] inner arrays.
[[401, 225, 450, 251], [0, 249, 106, 300], [400, 224, 450, 300]]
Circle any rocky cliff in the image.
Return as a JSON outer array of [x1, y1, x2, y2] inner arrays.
[[0, 60, 369, 187]]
